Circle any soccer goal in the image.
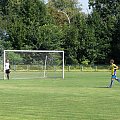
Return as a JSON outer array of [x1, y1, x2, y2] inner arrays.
[[3, 50, 64, 80]]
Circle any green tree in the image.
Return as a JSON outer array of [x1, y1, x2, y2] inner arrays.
[[36, 24, 63, 50], [88, 0, 119, 63], [62, 25, 79, 65], [111, 8, 120, 63], [47, 0, 82, 65], [0, 0, 47, 49], [47, 0, 82, 25]]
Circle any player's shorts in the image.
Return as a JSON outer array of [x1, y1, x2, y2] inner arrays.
[[5, 69, 10, 74], [111, 75, 117, 79]]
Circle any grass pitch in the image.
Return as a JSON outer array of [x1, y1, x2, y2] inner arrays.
[[0, 72, 120, 120]]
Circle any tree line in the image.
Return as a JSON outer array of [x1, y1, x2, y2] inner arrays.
[[0, 0, 120, 65]]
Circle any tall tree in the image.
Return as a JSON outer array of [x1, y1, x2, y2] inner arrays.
[[111, 5, 120, 63], [36, 24, 64, 50], [88, 0, 119, 63], [47, 0, 82, 64], [62, 25, 79, 65], [47, 0, 82, 25], [0, 0, 46, 49]]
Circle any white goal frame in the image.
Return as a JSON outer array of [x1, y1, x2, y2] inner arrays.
[[4, 50, 64, 80]]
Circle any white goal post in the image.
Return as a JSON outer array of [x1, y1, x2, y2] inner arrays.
[[4, 50, 64, 80]]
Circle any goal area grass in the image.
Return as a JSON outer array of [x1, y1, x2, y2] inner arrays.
[[0, 71, 120, 120]]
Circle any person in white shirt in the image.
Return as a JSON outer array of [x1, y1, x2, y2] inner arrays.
[[5, 59, 10, 80]]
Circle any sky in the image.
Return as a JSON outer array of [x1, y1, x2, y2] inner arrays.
[[79, 0, 89, 13], [44, 0, 89, 13]]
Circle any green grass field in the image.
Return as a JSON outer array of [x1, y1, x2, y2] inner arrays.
[[0, 72, 120, 120]]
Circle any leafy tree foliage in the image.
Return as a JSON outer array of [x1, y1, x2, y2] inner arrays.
[[111, 6, 120, 63], [47, 0, 82, 64], [37, 24, 63, 50], [62, 25, 79, 64], [0, 0, 120, 65], [88, 0, 120, 63], [0, 0, 46, 49]]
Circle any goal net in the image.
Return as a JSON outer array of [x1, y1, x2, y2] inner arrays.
[[3, 50, 64, 80]]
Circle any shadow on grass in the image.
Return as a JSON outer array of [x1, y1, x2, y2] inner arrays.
[[96, 86, 109, 88]]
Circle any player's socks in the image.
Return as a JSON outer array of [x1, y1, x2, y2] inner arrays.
[[116, 78, 120, 82], [109, 80, 114, 88], [7, 74, 9, 80]]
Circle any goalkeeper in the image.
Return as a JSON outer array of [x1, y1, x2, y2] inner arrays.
[[5, 59, 10, 80], [109, 59, 120, 88]]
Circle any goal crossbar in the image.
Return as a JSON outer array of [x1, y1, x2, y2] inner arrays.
[[4, 50, 64, 53]]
